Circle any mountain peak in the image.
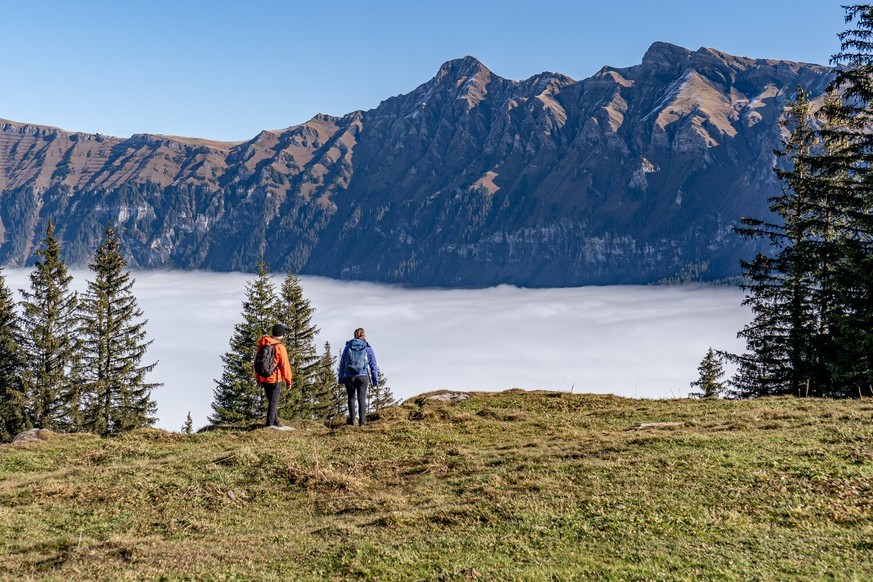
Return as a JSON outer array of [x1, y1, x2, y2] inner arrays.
[[641, 42, 693, 69], [437, 56, 491, 80]]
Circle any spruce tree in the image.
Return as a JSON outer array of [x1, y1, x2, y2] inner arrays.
[[690, 348, 726, 399], [0, 268, 27, 441], [730, 5, 873, 398], [275, 273, 320, 419], [210, 260, 278, 425], [182, 412, 193, 434], [320, 341, 349, 425], [19, 221, 83, 431], [79, 226, 159, 435], [310, 341, 338, 421], [368, 371, 397, 412], [730, 89, 825, 397], [819, 5, 873, 395], [830, 249, 873, 396]]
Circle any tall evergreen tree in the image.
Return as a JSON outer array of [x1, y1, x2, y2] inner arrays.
[[730, 89, 827, 397], [731, 6, 873, 398], [819, 5, 873, 395], [210, 260, 278, 424], [275, 273, 320, 419], [19, 221, 83, 431], [0, 268, 27, 441], [79, 226, 159, 435], [830, 249, 873, 396]]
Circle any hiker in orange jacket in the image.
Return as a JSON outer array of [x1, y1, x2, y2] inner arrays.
[[255, 323, 293, 427]]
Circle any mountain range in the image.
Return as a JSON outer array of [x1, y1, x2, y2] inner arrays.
[[0, 42, 831, 286]]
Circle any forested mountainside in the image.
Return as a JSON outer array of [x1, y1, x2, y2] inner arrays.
[[0, 42, 830, 286]]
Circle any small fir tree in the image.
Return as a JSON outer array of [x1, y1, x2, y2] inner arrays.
[[275, 273, 320, 419], [323, 342, 349, 425], [210, 260, 279, 425], [0, 269, 27, 442], [309, 341, 338, 421], [367, 370, 397, 412], [79, 226, 159, 435], [182, 411, 194, 434], [19, 221, 83, 431], [690, 348, 726, 399]]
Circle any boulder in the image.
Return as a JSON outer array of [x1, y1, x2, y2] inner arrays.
[[421, 391, 471, 404], [12, 428, 56, 444]]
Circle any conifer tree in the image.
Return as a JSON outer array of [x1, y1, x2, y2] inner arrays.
[[308, 341, 339, 421], [319, 342, 348, 424], [730, 5, 873, 398], [79, 226, 159, 435], [690, 348, 726, 398], [368, 371, 397, 412], [19, 221, 83, 431], [0, 269, 27, 442], [830, 250, 873, 396], [730, 89, 833, 397], [210, 260, 278, 424], [182, 412, 194, 434], [819, 5, 873, 395], [275, 273, 320, 419]]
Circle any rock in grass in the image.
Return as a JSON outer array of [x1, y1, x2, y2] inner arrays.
[[12, 429, 56, 444], [625, 422, 685, 431], [420, 391, 471, 404]]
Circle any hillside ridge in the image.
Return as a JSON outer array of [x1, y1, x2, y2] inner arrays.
[[1, 390, 870, 579]]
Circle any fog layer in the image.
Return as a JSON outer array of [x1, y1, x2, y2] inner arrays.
[[2, 270, 750, 431]]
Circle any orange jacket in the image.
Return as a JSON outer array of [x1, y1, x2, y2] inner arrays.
[[254, 335, 293, 385]]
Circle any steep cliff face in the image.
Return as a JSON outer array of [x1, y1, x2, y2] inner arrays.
[[305, 43, 830, 285], [0, 43, 831, 286]]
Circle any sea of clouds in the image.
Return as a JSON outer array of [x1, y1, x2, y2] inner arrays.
[[2, 269, 751, 431]]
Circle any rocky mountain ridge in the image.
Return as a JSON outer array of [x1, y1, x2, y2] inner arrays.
[[0, 43, 831, 286]]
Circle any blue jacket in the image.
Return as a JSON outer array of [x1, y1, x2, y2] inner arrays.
[[338, 338, 379, 385]]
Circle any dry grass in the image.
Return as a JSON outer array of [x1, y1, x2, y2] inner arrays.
[[1, 390, 872, 580]]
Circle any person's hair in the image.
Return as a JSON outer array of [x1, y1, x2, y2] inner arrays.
[[354, 328, 366, 339]]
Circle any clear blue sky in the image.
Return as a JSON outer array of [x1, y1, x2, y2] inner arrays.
[[0, 0, 844, 142]]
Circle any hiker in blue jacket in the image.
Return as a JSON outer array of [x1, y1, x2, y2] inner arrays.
[[338, 327, 379, 426]]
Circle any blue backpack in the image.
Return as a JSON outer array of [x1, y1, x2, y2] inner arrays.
[[345, 339, 369, 377]]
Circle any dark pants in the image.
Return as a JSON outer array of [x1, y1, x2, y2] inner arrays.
[[262, 382, 281, 426], [345, 375, 369, 426]]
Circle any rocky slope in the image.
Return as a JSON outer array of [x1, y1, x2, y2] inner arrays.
[[0, 43, 831, 286]]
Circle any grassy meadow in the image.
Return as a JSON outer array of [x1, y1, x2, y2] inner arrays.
[[1, 390, 871, 580]]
